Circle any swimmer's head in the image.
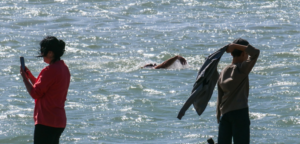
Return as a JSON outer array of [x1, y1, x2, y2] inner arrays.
[[143, 63, 157, 68]]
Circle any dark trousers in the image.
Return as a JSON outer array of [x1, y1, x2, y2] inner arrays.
[[34, 124, 65, 144], [218, 108, 250, 144]]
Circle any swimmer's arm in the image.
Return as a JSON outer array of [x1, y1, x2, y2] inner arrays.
[[154, 55, 180, 69]]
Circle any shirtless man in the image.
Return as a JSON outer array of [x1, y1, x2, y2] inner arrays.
[[143, 55, 187, 69]]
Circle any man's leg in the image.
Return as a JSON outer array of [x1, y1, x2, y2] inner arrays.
[[232, 108, 250, 144], [218, 114, 233, 144]]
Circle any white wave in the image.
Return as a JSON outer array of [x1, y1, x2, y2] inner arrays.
[[250, 112, 279, 120], [143, 89, 165, 95], [268, 81, 297, 87], [183, 134, 199, 138], [166, 59, 189, 69]]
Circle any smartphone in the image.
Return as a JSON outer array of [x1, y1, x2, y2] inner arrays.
[[20, 57, 25, 71]]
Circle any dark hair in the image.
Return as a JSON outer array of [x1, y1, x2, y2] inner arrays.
[[39, 36, 65, 63], [231, 38, 249, 57]]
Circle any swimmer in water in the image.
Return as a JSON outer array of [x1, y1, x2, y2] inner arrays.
[[143, 55, 187, 69]]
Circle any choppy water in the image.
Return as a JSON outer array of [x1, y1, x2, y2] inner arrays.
[[1, 0, 300, 143]]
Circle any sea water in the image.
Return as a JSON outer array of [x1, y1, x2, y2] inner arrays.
[[0, 0, 300, 143]]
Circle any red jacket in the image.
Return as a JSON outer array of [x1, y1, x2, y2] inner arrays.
[[30, 60, 70, 128]]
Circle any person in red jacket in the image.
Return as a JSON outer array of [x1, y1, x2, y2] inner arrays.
[[20, 36, 71, 144]]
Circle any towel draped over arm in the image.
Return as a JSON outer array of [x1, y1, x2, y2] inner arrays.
[[177, 45, 228, 120]]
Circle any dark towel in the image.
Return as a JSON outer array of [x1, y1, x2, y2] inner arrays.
[[177, 45, 228, 120]]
